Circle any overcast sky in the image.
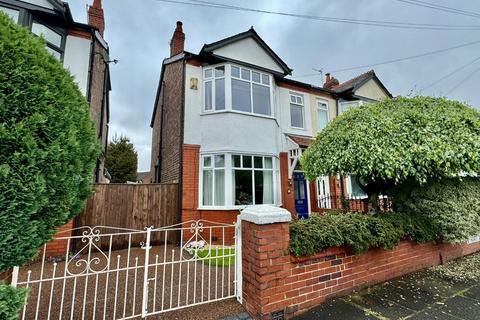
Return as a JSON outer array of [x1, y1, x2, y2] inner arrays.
[[69, 0, 480, 172]]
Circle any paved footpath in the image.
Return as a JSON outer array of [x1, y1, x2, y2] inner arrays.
[[295, 268, 480, 320]]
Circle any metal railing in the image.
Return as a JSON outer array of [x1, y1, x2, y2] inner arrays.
[[11, 221, 240, 319], [315, 194, 393, 212]]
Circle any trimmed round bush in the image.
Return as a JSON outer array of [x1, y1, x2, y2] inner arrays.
[[392, 178, 480, 243], [0, 12, 99, 272], [301, 96, 480, 204]]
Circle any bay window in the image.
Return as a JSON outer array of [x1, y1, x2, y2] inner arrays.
[[316, 99, 329, 131], [202, 155, 225, 206], [200, 153, 279, 208], [233, 155, 274, 205], [204, 66, 225, 111], [203, 64, 272, 116], [290, 93, 304, 128]]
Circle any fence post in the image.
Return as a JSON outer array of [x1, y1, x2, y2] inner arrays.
[[10, 267, 19, 288], [240, 205, 292, 319], [141, 227, 152, 318], [235, 216, 242, 303]]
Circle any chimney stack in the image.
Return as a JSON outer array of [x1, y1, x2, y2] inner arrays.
[[323, 73, 339, 89], [88, 0, 105, 36], [170, 21, 185, 57]]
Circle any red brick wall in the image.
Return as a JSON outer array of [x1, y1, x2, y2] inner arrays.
[[279, 152, 295, 217], [241, 219, 480, 319], [181, 144, 237, 245], [151, 61, 185, 183], [44, 220, 74, 258]]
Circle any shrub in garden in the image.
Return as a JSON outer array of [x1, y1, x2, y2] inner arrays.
[[0, 12, 99, 316], [289, 211, 440, 256], [301, 96, 480, 211], [392, 178, 480, 243]]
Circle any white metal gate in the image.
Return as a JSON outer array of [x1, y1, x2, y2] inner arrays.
[[12, 220, 241, 319]]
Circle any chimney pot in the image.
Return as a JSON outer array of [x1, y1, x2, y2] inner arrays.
[[323, 73, 339, 89], [170, 21, 185, 57], [88, 0, 105, 36]]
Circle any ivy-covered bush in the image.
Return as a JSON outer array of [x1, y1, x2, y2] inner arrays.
[[392, 178, 480, 243], [0, 12, 99, 271], [0, 282, 27, 320], [289, 211, 440, 256]]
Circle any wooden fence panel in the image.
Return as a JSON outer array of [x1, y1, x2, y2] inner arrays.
[[76, 183, 179, 249]]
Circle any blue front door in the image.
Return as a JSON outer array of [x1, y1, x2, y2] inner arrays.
[[293, 172, 309, 218]]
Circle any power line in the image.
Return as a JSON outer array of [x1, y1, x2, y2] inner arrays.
[[446, 66, 480, 95], [152, 0, 480, 30], [292, 39, 480, 77], [420, 56, 480, 92], [393, 0, 480, 19]]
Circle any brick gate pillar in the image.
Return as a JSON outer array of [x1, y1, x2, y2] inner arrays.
[[240, 205, 292, 320]]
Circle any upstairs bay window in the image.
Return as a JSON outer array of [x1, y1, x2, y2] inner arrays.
[[231, 66, 271, 115], [290, 93, 304, 129], [203, 64, 272, 116], [204, 66, 225, 111]]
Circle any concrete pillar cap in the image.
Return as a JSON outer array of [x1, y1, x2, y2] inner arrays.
[[240, 205, 292, 225]]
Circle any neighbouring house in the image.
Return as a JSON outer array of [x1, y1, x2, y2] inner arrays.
[[0, 0, 111, 182], [137, 171, 152, 184], [150, 22, 392, 224]]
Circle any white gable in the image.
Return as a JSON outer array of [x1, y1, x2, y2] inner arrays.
[[20, 0, 56, 10], [355, 79, 389, 101], [212, 37, 284, 74]]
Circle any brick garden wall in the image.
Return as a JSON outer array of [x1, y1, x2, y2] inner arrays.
[[241, 219, 480, 319], [44, 220, 74, 257]]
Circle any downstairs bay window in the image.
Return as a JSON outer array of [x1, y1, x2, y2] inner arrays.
[[200, 153, 279, 208]]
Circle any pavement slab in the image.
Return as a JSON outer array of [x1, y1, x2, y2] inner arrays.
[[295, 299, 378, 320], [347, 292, 413, 319], [439, 296, 480, 320]]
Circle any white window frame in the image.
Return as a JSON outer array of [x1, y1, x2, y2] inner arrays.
[[339, 100, 363, 114], [200, 154, 226, 207], [346, 175, 368, 199], [289, 92, 305, 129], [198, 153, 280, 209], [203, 65, 226, 112], [202, 64, 274, 117], [316, 99, 329, 131], [316, 176, 331, 209]]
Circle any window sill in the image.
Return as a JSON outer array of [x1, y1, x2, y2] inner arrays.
[[197, 204, 280, 211], [200, 109, 275, 120]]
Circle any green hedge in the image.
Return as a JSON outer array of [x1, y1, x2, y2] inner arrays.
[[289, 211, 440, 256], [0, 283, 27, 320], [0, 12, 99, 272], [392, 178, 480, 243]]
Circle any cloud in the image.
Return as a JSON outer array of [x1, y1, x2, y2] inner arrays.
[[69, 0, 480, 171]]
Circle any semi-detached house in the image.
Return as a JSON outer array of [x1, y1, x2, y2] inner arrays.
[[150, 22, 392, 224]]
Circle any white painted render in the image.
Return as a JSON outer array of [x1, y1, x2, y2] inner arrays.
[[63, 35, 91, 96], [355, 79, 389, 101], [212, 37, 284, 74], [20, 0, 55, 9]]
